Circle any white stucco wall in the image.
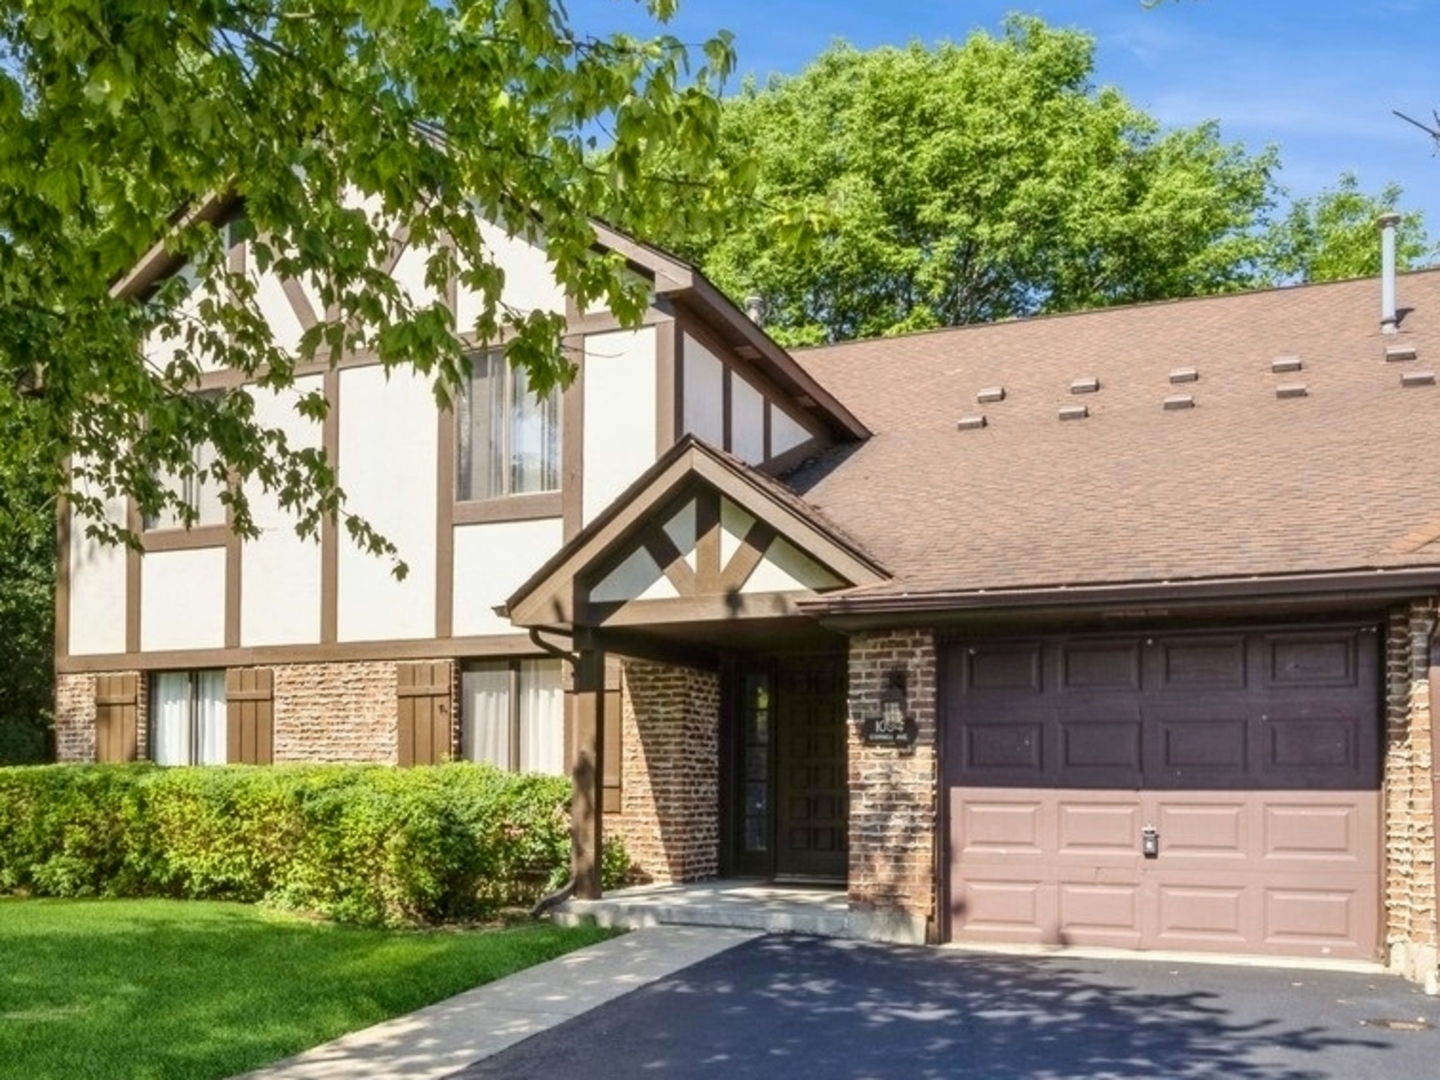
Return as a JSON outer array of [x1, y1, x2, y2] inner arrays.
[[140, 547, 227, 652], [455, 219, 566, 332], [336, 365, 437, 642], [451, 518, 565, 636], [240, 376, 324, 646], [732, 374, 765, 464], [67, 492, 129, 657], [682, 334, 724, 447], [582, 326, 658, 523]]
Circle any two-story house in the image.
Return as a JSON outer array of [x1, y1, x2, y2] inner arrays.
[[56, 204, 1440, 988]]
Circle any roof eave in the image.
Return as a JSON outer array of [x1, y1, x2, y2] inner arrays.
[[797, 567, 1440, 628]]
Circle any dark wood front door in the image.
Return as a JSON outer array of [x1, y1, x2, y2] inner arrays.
[[774, 656, 848, 882], [732, 654, 849, 882]]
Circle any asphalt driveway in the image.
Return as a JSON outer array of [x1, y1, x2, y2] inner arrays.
[[451, 934, 1438, 1079]]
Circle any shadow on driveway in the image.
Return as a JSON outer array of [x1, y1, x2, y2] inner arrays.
[[451, 935, 1438, 1079]]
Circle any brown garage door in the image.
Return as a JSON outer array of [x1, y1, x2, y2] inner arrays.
[[944, 626, 1382, 960]]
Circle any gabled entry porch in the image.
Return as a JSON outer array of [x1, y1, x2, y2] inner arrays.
[[499, 437, 889, 905]]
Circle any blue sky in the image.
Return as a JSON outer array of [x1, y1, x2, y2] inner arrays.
[[568, 0, 1440, 237]]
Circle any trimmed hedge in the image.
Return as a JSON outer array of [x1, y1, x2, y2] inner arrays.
[[0, 762, 629, 926]]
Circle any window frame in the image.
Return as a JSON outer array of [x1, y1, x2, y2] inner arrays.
[[454, 348, 562, 519], [458, 657, 566, 775], [148, 669, 228, 766]]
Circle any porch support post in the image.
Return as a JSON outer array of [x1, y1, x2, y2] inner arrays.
[[570, 646, 606, 900]]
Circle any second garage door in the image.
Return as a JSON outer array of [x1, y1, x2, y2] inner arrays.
[[944, 626, 1382, 960]]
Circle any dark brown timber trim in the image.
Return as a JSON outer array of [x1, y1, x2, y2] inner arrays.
[[570, 646, 606, 899], [224, 520, 242, 649], [320, 368, 340, 644], [561, 333, 585, 541], [125, 502, 142, 653], [57, 632, 542, 675], [720, 521, 776, 593], [656, 318, 677, 454], [54, 496, 71, 659], [435, 405, 455, 639], [694, 490, 721, 594]]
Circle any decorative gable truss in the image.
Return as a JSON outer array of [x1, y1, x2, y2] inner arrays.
[[503, 436, 888, 634]]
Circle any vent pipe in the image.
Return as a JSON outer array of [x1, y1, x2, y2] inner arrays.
[[1379, 212, 1402, 333]]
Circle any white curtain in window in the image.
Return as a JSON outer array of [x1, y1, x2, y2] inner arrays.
[[192, 442, 227, 526], [195, 670, 228, 765], [151, 672, 191, 766], [462, 666, 511, 768], [509, 363, 560, 496], [518, 659, 565, 776]]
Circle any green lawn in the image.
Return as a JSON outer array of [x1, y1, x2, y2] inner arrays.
[[0, 898, 615, 1080]]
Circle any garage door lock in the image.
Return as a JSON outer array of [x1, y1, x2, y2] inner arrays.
[[1141, 825, 1160, 858]]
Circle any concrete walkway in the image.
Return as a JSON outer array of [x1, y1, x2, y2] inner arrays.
[[234, 926, 760, 1080]]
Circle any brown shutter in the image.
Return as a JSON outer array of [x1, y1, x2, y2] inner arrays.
[[397, 660, 453, 766], [226, 668, 274, 765], [94, 674, 139, 763], [602, 659, 623, 815]]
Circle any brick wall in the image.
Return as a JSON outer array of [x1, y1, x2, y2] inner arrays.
[[847, 630, 938, 940], [1384, 601, 1439, 987], [613, 660, 719, 884], [54, 672, 96, 762], [272, 661, 399, 764]]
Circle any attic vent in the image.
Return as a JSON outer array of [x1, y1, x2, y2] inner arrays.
[[1271, 356, 1303, 373], [1070, 377, 1100, 394], [1163, 394, 1195, 411], [1386, 344, 1418, 362], [1275, 383, 1308, 399], [956, 414, 988, 430], [977, 387, 1006, 404], [1400, 370, 1436, 388], [1169, 367, 1199, 384], [1058, 404, 1089, 421]]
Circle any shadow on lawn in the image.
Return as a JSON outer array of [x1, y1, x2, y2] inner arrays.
[[456, 934, 1429, 1080]]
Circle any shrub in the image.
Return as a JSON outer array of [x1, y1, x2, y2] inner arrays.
[[0, 762, 630, 927]]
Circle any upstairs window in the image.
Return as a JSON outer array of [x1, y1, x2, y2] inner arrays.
[[144, 440, 227, 530], [456, 350, 560, 501]]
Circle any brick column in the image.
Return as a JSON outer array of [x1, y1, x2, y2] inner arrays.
[[614, 661, 719, 884], [1384, 601, 1438, 987], [847, 630, 937, 944]]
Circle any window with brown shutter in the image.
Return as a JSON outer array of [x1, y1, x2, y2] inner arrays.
[[226, 668, 274, 765], [397, 660, 454, 766], [95, 673, 139, 763]]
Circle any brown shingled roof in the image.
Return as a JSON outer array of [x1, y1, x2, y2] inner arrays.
[[785, 269, 1440, 604]]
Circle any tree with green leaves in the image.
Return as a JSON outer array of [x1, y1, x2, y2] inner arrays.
[[0, 0, 743, 569], [687, 16, 1286, 345], [1262, 172, 1432, 283]]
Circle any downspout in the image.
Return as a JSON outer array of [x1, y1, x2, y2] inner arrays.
[[527, 627, 582, 919]]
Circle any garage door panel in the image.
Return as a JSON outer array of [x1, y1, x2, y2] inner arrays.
[[1058, 883, 1142, 948], [1060, 642, 1141, 691], [1265, 633, 1358, 688], [964, 721, 1046, 780], [1153, 799, 1249, 862], [945, 625, 1381, 962], [1057, 800, 1142, 859], [953, 797, 1046, 856], [1261, 796, 1376, 864], [1264, 884, 1371, 952], [1157, 636, 1247, 690]]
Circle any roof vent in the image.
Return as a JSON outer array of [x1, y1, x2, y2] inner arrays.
[[1271, 356, 1303, 374], [956, 414, 988, 430], [1169, 367, 1199, 384], [1400, 370, 1436, 388], [1163, 394, 1195, 411], [976, 387, 1006, 404], [1379, 212, 1401, 333], [1276, 383, 1308, 399], [1058, 404, 1089, 421], [1070, 377, 1100, 394], [1386, 344, 1418, 362]]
